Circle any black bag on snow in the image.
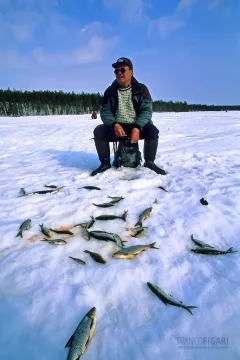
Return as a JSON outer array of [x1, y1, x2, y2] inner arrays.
[[113, 137, 142, 168]]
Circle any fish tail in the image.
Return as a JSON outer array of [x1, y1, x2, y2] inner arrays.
[[16, 230, 23, 238], [227, 247, 233, 253], [122, 210, 128, 221], [135, 220, 142, 227], [84, 250, 90, 254], [185, 305, 198, 315], [149, 242, 159, 249]]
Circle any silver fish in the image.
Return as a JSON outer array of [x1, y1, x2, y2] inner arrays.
[[191, 247, 237, 255], [92, 201, 116, 208], [135, 207, 153, 227], [16, 219, 32, 238], [39, 224, 51, 238], [19, 186, 65, 196], [82, 228, 90, 240], [88, 230, 126, 247], [65, 307, 96, 360], [191, 234, 214, 248], [85, 216, 95, 229], [112, 242, 158, 259], [44, 184, 58, 188], [84, 250, 107, 264], [147, 282, 197, 315], [81, 186, 101, 190], [69, 256, 86, 265], [128, 227, 148, 237], [49, 228, 73, 235], [41, 238, 67, 245], [158, 186, 168, 192], [95, 210, 128, 221], [107, 196, 124, 203]]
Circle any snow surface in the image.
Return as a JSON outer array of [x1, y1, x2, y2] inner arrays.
[[0, 111, 240, 360]]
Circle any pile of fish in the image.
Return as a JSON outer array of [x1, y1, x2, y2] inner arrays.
[[15, 184, 238, 359]]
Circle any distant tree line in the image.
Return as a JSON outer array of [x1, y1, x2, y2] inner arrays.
[[0, 88, 239, 117]]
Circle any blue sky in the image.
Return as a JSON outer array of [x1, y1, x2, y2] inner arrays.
[[0, 0, 239, 105]]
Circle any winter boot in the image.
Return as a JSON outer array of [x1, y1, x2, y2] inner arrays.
[[143, 139, 167, 175], [91, 139, 111, 176]]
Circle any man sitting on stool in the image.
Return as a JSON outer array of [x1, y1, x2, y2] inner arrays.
[[91, 57, 166, 176]]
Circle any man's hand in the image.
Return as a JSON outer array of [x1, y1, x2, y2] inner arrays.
[[114, 123, 127, 137], [131, 128, 140, 143]]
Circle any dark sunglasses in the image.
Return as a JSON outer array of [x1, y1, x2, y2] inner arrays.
[[114, 68, 126, 74]]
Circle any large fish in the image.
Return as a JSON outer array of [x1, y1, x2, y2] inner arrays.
[[112, 242, 158, 259], [135, 207, 153, 227], [16, 219, 32, 238], [65, 307, 96, 360], [88, 230, 126, 248], [147, 282, 197, 315], [190, 234, 214, 248], [95, 210, 128, 221], [84, 250, 107, 264], [191, 247, 237, 255]]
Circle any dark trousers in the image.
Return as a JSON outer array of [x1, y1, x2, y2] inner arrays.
[[93, 123, 159, 141], [93, 123, 159, 164]]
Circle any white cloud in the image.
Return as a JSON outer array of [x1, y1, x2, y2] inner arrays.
[[150, 16, 186, 39], [32, 34, 120, 66], [149, 0, 198, 38], [103, 0, 150, 22]]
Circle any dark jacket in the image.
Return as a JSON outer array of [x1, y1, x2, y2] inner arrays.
[[100, 76, 153, 131]]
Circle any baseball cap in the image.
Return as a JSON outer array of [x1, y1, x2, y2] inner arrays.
[[112, 57, 133, 70]]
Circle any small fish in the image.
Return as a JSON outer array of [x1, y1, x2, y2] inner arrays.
[[190, 234, 214, 248], [191, 247, 237, 255], [19, 186, 65, 196], [39, 224, 51, 238], [81, 186, 101, 190], [19, 188, 26, 196], [82, 228, 90, 240], [49, 228, 74, 235], [95, 210, 128, 221], [85, 216, 95, 229], [84, 250, 107, 264], [112, 242, 158, 259], [107, 196, 124, 203], [41, 239, 67, 245], [158, 186, 168, 192], [65, 307, 96, 360], [16, 219, 32, 238], [69, 256, 86, 265], [88, 230, 126, 247], [135, 207, 153, 227], [73, 223, 88, 228], [200, 198, 208, 206], [147, 282, 197, 315], [92, 201, 116, 208], [127, 226, 148, 237], [44, 184, 58, 188]]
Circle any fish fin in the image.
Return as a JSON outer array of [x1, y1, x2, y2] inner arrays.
[[122, 210, 128, 221], [135, 221, 142, 227], [149, 242, 159, 249], [16, 230, 22, 238], [227, 247, 233, 253], [65, 334, 74, 348]]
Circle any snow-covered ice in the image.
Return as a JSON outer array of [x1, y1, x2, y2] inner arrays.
[[0, 111, 240, 359]]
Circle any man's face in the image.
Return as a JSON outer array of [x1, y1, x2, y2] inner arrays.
[[114, 65, 132, 87]]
